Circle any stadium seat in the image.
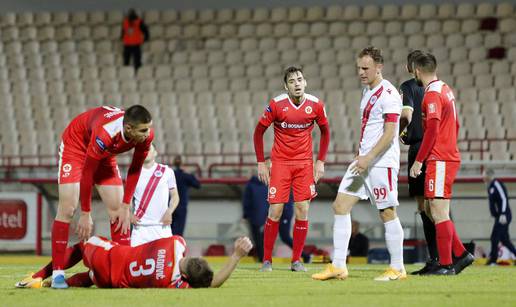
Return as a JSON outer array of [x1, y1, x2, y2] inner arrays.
[[419, 4, 437, 19], [400, 4, 418, 19], [343, 5, 360, 21], [496, 2, 514, 17], [362, 5, 380, 20], [325, 5, 343, 20], [456, 3, 475, 18]]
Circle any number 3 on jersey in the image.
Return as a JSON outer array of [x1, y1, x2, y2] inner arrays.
[[129, 259, 156, 277]]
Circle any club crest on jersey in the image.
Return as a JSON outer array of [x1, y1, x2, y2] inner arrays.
[[429, 103, 436, 114], [154, 170, 163, 177], [370, 96, 378, 105], [95, 137, 106, 151], [269, 187, 277, 195], [62, 163, 72, 173], [305, 106, 313, 114]]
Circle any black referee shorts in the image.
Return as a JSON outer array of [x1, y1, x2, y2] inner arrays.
[[408, 143, 426, 197]]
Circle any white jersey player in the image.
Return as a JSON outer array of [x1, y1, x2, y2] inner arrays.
[[131, 144, 179, 247], [313, 46, 406, 282]]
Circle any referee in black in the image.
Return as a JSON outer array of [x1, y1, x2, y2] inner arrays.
[[483, 168, 516, 265], [399, 50, 439, 274]]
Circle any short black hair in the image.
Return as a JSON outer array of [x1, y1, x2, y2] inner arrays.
[[407, 50, 424, 73], [283, 66, 304, 84], [123, 105, 152, 126], [413, 52, 437, 73], [358, 46, 384, 64], [184, 258, 213, 288]]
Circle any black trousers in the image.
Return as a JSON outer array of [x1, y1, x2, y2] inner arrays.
[[123, 45, 142, 71], [489, 222, 516, 262]]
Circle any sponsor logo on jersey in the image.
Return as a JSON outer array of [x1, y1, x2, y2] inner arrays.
[[305, 106, 312, 114], [95, 137, 107, 151], [280, 122, 312, 129], [62, 163, 72, 172], [428, 103, 436, 114], [282, 107, 289, 112]]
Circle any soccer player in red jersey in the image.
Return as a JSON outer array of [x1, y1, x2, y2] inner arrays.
[[253, 66, 330, 272], [409, 52, 474, 275], [15, 236, 252, 289], [50, 105, 154, 288]]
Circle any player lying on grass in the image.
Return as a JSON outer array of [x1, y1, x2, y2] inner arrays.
[[16, 236, 252, 289]]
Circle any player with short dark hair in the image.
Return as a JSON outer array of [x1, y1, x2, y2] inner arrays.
[[15, 236, 252, 289], [253, 66, 330, 272], [399, 50, 439, 275], [410, 52, 474, 275], [313, 46, 406, 282], [50, 105, 153, 288]]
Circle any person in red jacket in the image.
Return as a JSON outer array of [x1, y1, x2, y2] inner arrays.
[[49, 105, 153, 289], [121, 8, 149, 72]]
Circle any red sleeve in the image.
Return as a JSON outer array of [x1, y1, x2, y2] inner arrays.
[[384, 113, 399, 123], [415, 118, 439, 163], [315, 101, 329, 126], [86, 128, 112, 160], [258, 101, 275, 127], [423, 92, 442, 121], [122, 130, 154, 204], [253, 123, 268, 163], [80, 156, 101, 212], [317, 124, 330, 162]]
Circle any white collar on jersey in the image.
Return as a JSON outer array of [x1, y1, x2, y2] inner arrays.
[[287, 95, 307, 110]]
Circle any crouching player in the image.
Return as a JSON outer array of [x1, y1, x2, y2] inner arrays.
[[15, 236, 252, 289]]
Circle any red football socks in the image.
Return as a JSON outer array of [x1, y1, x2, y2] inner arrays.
[[292, 219, 309, 262], [51, 220, 70, 270], [263, 218, 279, 262], [450, 222, 466, 257], [34, 242, 84, 279], [435, 220, 453, 266], [110, 222, 130, 246]]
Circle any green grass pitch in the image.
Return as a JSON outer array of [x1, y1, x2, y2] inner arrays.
[[1, 256, 515, 307]]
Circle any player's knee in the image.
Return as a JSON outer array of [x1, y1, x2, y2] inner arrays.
[[268, 207, 283, 221], [379, 207, 397, 222], [294, 206, 309, 220], [332, 200, 350, 215], [57, 203, 76, 220]]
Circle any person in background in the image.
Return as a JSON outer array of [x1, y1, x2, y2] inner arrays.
[[483, 169, 516, 265], [349, 220, 369, 257], [121, 8, 149, 72], [171, 155, 201, 236]]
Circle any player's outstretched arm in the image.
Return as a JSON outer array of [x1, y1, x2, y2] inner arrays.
[[210, 237, 252, 288]]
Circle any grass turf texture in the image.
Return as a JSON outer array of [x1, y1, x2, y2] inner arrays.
[[1, 256, 515, 307]]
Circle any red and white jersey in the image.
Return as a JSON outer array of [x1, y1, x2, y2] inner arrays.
[[133, 163, 177, 223], [111, 236, 190, 288], [421, 80, 461, 162], [61, 106, 154, 160], [259, 93, 328, 162], [359, 79, 402, 168]]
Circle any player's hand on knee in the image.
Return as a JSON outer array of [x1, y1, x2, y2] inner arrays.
[[77, 212, 93, 241], [114, 204, 131, 234], [257, 162, 270, 185], [314, 160, 325, 183], [233, 237, 253, 258]]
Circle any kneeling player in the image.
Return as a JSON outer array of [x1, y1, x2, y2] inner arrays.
[[16, 236, 252, 289]]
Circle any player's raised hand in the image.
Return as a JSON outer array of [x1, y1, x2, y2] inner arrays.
[[257, 162, 270, 185], [77, 211, 93, 241], [314, 160, 325, 183], [410, 161, 423, 178], [233, 237, 253, 258], [113, 203, 131, 234]]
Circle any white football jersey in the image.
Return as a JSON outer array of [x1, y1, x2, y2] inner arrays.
[[358, 79, 402, 168], [133, 163, 176, 224]]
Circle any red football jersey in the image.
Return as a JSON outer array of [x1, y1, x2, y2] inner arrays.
[[259, 93, 328, 162], [421, 80, 461, 162], [110, 236, 190, 288], [61, 106, 154, 160]]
